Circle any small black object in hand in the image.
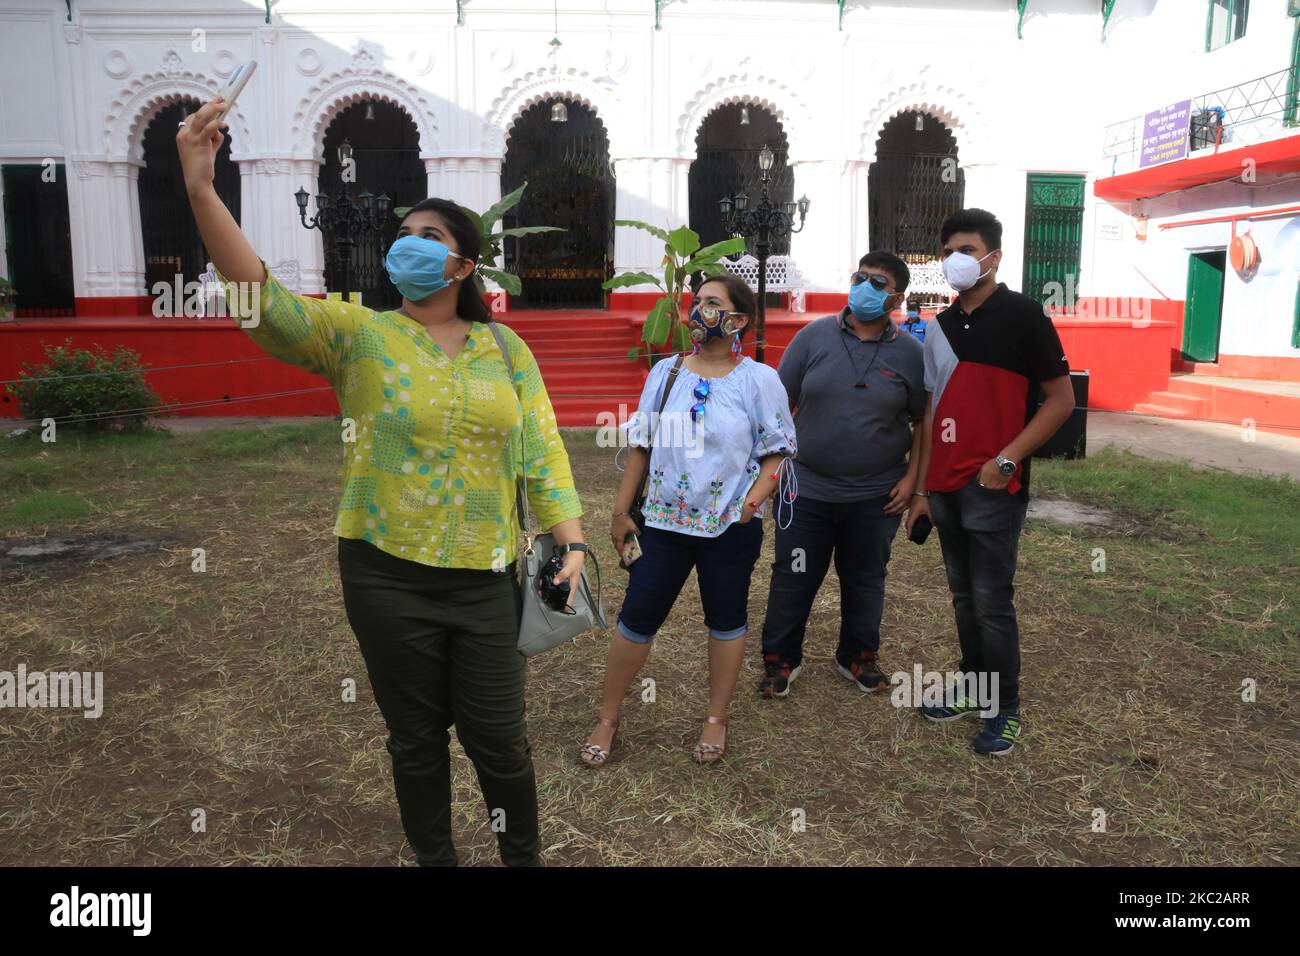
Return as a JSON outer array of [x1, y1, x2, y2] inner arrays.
[[536, 553, 573, 612], [908, 514, 933, 545]]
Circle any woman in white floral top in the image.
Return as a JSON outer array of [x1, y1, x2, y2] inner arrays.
[[581, 273, 796, 766]]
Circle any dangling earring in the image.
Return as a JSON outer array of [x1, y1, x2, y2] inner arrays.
[[730, 334, 743, 363]]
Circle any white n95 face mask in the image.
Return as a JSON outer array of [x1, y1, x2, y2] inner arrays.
[[942, 250, 995, 292]]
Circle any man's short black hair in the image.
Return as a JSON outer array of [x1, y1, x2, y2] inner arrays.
[[940, 208, 1002, 252], [857, 251, 910, 294]]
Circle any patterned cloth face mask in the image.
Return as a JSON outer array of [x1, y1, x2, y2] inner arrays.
[[688, 304, 745, 344]]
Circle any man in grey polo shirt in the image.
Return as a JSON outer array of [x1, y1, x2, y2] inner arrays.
[[758, 251, 925, 698]]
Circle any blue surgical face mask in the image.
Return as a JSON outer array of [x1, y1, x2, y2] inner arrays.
[[848, 276, 891, 321], [385, 235, 468, 302]]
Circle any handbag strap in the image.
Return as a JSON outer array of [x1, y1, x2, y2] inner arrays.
[[488, 322, 534, 548], [489, 320, 604, 622], [634, 354, 684, 504]]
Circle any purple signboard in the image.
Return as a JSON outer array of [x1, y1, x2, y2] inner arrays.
[[1140, 99, 1192, 168]]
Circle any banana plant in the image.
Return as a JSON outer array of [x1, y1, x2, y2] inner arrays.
[[394, 182, 564, 296], [602, 222, 747, 368]]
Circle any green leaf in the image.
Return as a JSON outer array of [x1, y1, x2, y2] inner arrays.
[[479, 267, 521, 296], [457, 205, 485, 235], [671, 322, 693, 352], [643, 296, 676, 347], [602, 271, 661, 291], [614, 219, 671, 243], [481, 182, 528, 230], [492, 225, 566, 239], [393, 206, 412, 218], [626, 346, 643, 361], [684, 237, 747, 268], [666, 225, 701, 258]]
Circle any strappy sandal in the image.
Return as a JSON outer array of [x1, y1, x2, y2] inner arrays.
[[693, 714, 727, 765], [580, 716, 619, 767]]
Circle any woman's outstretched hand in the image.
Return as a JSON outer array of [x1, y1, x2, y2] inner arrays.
[[176, 96, 227, 197]]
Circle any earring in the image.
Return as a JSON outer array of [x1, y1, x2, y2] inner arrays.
[[730, 335, 743, 363]]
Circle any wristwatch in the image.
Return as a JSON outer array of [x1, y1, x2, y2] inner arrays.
[[995, 454, 1017, 477], [555, 543, 590, 556]]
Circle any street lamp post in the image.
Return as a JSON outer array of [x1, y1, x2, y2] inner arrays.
[[294, 139, 393, 299], [719, 143, 809, 365]]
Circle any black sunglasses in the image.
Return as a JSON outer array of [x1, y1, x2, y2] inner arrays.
[[850, 271, 891, 291]]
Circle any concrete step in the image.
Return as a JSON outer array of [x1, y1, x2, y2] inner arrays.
[[1142, 388, 1211, 416], [1132, 401, 1195, 419]]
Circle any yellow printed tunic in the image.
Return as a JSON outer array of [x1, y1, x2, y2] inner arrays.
[[223, 266, 583, 570]]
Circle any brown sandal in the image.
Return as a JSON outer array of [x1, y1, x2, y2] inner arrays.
[[580, 716, 619, 767], [693, 714, 727, 764]]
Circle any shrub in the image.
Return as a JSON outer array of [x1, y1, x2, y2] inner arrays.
[[7, 339, 161, 433]]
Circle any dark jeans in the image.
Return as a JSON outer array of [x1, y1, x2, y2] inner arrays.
[[337, 536, 538, 867], [761, 493, 901, 668], [617, 520, 764, 642], [929, 478, 1029, 714]]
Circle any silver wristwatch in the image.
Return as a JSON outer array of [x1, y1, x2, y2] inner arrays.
[[995, 455, 1017, 476]]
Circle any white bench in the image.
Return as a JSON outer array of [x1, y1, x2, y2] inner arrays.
[[721, 254, 809, 313]]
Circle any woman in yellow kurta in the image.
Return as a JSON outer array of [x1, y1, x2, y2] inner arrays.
[[178, 95, 586, 866]]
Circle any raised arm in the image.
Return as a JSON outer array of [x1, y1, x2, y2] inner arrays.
[[177, 96, 262, 284]]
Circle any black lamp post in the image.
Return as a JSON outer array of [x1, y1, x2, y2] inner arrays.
[[719, 144, 809, 365], [295, 138, 393, 299]]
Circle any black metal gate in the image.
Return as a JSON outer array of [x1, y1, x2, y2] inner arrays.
[[868, 111, 964, 261], [2, 164, 75, 316], [689, 103, 793, 256], [500, 100, 614, 309], [319, 101, 425, 311], [139, 100, 240, 299]]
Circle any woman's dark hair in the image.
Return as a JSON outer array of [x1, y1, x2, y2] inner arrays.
[[694, 272, 757, 340], [399, 197, 491, 323]]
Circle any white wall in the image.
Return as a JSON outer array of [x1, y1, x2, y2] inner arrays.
[[3, 0, 1290, 359]]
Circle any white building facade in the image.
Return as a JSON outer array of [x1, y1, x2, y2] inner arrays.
[[0, 0, 1297, 375]]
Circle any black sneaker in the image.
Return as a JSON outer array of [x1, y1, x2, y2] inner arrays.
[[758, 654, 801, 699], [836, 650, 890, 693]]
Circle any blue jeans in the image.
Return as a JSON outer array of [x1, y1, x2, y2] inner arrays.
[[929, 477, 1029, 713], [760, 493, 901, 668], [617, 520, 764, 642]]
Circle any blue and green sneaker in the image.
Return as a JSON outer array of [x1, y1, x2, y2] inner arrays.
[[918, 694, 985, 722], [973, 713, 1022, 756]]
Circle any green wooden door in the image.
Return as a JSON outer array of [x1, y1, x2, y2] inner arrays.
[[1183, 250, 1226, 363], [1023, 173, 1085, 305]]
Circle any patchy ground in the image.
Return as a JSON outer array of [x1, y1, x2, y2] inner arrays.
[[0, 424, 1296, 866]]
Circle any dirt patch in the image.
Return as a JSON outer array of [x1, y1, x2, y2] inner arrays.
[[1028, 496, 1126, 530], [0, 531, 181, 569]]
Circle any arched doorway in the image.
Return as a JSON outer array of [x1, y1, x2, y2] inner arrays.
[[500, 99, 614, 309], [138, 100, 240, 298], [869, 111, 964, 309], [689, 102, 794, 256], [318, 99, 425, 311]]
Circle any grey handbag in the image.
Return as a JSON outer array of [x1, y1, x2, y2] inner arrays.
[[489, 322, 607, 656]]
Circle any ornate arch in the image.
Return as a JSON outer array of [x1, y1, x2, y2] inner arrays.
[[107, 70, 253, 163], [677, 72, 815, 162], [290, 49, 437, 162], [859, 77, 990, 165], [485, 66, 622, 158]]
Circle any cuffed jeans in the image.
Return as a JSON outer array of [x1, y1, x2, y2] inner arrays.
[[760, 493, 900, 668], [929, 478, 1029, 714], [337, 536, 538, 867]]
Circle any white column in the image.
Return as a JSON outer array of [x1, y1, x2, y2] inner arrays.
[[68, 160, 147, 299], [787, 159, 852, 292], [960, 161, 1027, 293], [0, 169, 8, 282], [291, 159, 326, 294], [236, 158, 312, 286], [612, 156, 685, 283]]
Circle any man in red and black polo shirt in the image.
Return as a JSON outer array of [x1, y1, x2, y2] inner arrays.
[[906, 208, 1075, 756]]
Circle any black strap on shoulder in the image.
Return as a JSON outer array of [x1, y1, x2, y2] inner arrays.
[[634, 354, 684, 503]]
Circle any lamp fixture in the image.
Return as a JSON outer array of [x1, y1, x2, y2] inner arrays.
[[551, 100, 568, 123], [915, 114, 924, 132], [758, 144, 775, 171], [740, 106, 750, 126]]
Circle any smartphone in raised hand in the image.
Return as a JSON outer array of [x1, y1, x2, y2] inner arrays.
[[213, 61, 257, 124]]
